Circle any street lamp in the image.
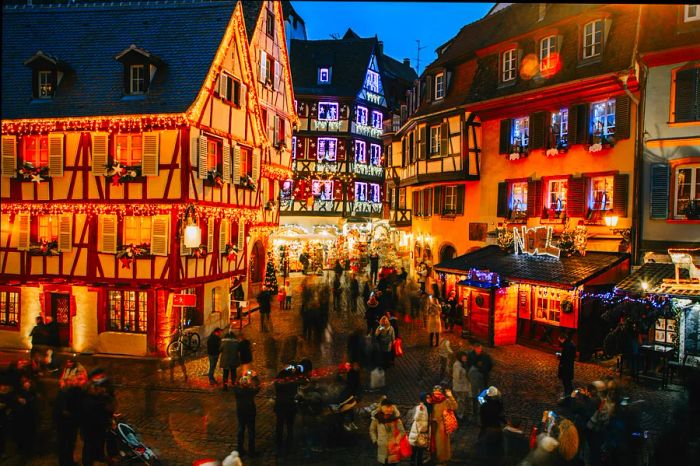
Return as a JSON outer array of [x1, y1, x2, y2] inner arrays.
[[183, 204, 201, 248]]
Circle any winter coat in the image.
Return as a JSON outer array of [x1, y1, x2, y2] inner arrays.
[[369, 409, 405, 464], [430, 394, 458, 463], [427, 303, 442, 333], [452, 360, 470, 394], [219, 335, 240, 369], [408, 402, 430, 447], [558, 339, 576, 382], [207, 333, 222, 356], [274, 374, 300, 412], [438, 338, 453, 359], [233, 384, 259, 416], [375, 325, 395, 352], [468, 365, 485, 399], [480, 396, 505, 431], [503, 426, 530, 465], [238, 339, 253, 364]]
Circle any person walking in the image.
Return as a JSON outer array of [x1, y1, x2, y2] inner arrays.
[[557, 331, 576, 399], [233, 372, 260, 457], [438, 337, 453, 380], [428, 385, 458, 466], [468, 361, 485, 423], [369, 398, 404, 465], [452, 351, 471, 421], [366, 294, 380, 335], [374, 316, 396, 369], [369, 251, 380, 285], [219, 332, 240, 391], [54, 363, 86, 466], [80, 369, 116, 466], [468, 344, 493, 386], [257, 286, 273, 333], [277, 282, 287, 311], [417, 262, 428, 293], [274, 366, 302, 455], [284, 280, 292, 310], [445, 290, 458, 332], [478, 386, 506, 460], [207, 328, 222, 385], [238, 333, 253, 376], [349, 274, 360, 314], [408, 393, 430, 466], [427, 299, 442, 347]]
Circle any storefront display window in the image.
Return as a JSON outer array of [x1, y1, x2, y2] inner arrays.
[[534, 287, 562, 325]]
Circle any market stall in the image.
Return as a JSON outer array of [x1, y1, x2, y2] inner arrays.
[[270, 225, 338, 274]]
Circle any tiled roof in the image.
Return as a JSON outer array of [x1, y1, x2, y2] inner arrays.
[[2, 1, 235, 120], [639, 5, 700, 55], [435, 245, 629, 288], [241, 0, 265, 42], [379, 54, 417, 85], [615, 263, 699, 298]]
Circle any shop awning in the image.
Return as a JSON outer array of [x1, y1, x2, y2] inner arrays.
[[615, 262, 699, 298], [435, 245, 629, 289]]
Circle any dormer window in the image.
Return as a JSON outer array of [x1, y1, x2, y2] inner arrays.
[[435, 73, 445, 100], [130, 65, 145, 94], [24, 51, 66, 100], [115, 44, 161, 97], [582, 20, 603, 59], [365, 70, 380, 93], [502, 48, 517, 82], [318, 67, 331, 84], [38, 70, 54, 99], [684, 5, 699, 22]]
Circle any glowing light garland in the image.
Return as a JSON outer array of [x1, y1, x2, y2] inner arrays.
[[261, 164, 294, 180], [2, 114, 187, 136]]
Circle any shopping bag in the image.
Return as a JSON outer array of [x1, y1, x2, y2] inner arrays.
[[370, 367, 385, 389], [443, 408, 458, 435], [399, 433, 413, 459], [393, 338, 404, 357]]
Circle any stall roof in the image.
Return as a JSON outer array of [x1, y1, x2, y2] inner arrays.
[[435, 245, 628, 288], [615, 262, 699, 298]]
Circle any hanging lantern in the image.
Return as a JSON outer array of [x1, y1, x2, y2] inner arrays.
[[184, 224, 201, 248]]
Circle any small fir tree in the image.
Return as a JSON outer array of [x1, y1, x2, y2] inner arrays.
[[263, 252, 279, 293]]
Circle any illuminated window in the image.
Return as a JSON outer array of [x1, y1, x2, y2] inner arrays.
[[684, 5, 699, 22], [206, 138, 221, 171], [548, 179, 568, 212], [551, 109, 569, 148], [444, 186, 457, 212], [590, 99, 616, 141], [430, 125, 441, 155], [318, 138, 337, 161], [674, 164, 700, 218], [23, 135, 49, 167], [130, 64, 145, 94], [355, 140, 366, 163], [371, 111, 383, 129], [0, 291, 20, 328], [369, 183, 381, 203], [370, 144, 382, 166], [318, 67, 331, 84], [366, 70, 380, 93], [511, 182, 528, 217], [590, 176, 614, 211], [582, 20, 603, 59], [240, 147, 253, 178], [108, 290, 147, 333], [38, 215, 59, 242], [511, 116, 529, 151], [502, 48, 517, 82], [355, 182, 368, 202], [291, 136, 297, 159], [318, 102, 339, 121], [356, 106, 368, 125], [311, 180, 333, 201], [115, 134, 143, 166], [435, 73, 445, 99], [654, 318, 677, 345], [123, 216, 152, 245], [540, 35, 557, 71], [38, 70, 53, 99], [534, 287, 562, 324], [280, 180, 293, 200], [398, 188, 406, 209]]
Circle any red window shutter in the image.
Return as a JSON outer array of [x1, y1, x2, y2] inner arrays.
[[337, 139, 346, 160], [567, 177, 586, 218], [612, 173, 629, 217], [526, 180, 542, 217]]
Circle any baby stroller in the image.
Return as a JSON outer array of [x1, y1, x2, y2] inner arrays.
[[110, 419, 161, 465]]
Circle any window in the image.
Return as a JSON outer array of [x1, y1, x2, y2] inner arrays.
[[312, 180, 334, 200], [23, 135, 49, 168], [274, 115, 286, 144], [534, 287, 562, 324], [260, 51, 273, 84], [371, 111, 383, 129], [684, 5, 699, 22], [318, 102, 339, 121], [548, 179, 568, 212], [590, 176, 614, 211], [551, 109, 569, 148], [355, 140, 366, 163], [179, 288, 201, 327], [107, 290, 147, 333], [435, 73, 445, 99], [37, 215, 59, 242], [291, 136, 297, 159], [654, 318, 677, 345], [512, 116, 529, 152], [130, 64, 145, 94], [356, 106, 368, 125], [511, 182, 528, 216], [124, 216, 152, 245], [218, 73, 241, 106], [38, 70, 53, 99], [369, 183, 381, 203], [502, 48, 517, 82], [366, 70, 380, 93], [240, 147, 253, 177], [355, 182, 368, 201], [398, 188, 406, 209], [317, 138, 337, 161], [280, 179, 293, 200], [206, 138, 221, 171], [444, 186, 457, 212], [318, 67, 331, 84], [590, 99, 616, 142], [115, 134, 143, 166], [266, 9, 275, 37], [582, 20, 603, 59], [674, 164, 700, 218], [540, 35, 557, 71], [0, 291, 19, 328], [673, 66, 700, 123], [370, 144, 382, 166], [430, 125, 441, 155]]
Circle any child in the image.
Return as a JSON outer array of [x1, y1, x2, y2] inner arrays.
[[277, 282, 287, 310], [284, 280, 292, 310]]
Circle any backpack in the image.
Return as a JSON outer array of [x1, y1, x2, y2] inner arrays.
[[443, 408, 458, 435]]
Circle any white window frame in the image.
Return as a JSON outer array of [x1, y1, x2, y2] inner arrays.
[[355, 140, 366, 163], [430, 125, 441, 155], [370, 144, 382, 166], [502, 48, 517, 82], [366, 70, 380, 93], [674, 163, 700, 218], [356, 106, 368, 125], [435, 72, 445, 99], [312, 180, 334, 201], [551, 109, 569, 148], [534, 287, 562, 325], [510, 181, 528, 215], [130, 64, 145, 94], [123, 216, 152, 246], [684, 5, 700, 22], [355, 182, 368, 202], [548, 179, 568, 212], [444, 186, 457, 212], [540, 35, 557, 71], [371, 111, 383, 129], [38, 70, 53, 99], [317, 138, 337, 161], [582, 20, 603, 60], [590, 99, 616, 139], [291, 136, 297, 159], [318, 67, 331, 84], [115, 133, 143, 167], [318, 102, 339, 121], [38, 215, 59, 242], [590, 175, 614, 211], [281, 179, 293, 200], [369, 183, 381, 203], [512, 116, 529, 151]]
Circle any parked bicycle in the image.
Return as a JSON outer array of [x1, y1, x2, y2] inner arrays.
[[167, 323, 200, 358]]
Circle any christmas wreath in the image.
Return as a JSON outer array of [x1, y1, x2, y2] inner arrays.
[[223, 243, 239, 261], [561, 299, 574, 314], [240, 174, 256, 190], [207, 169, 224, 188], [29, 239, 60, 256], [104, 161, 142, 186]]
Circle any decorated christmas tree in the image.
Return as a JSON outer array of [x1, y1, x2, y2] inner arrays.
[[263, 252, 279, 293]]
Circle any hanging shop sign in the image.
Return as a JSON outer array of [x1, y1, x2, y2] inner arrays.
[[513, 226, 561, 258], [172, 294, 196, 307]]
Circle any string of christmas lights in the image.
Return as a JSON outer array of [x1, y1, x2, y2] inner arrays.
[[1, 114, 188, 136]]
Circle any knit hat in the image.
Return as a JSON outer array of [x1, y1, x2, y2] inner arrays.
[[487, 386, 500, 397]]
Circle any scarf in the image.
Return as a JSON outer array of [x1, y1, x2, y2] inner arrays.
[[374, 411, 399, 425]]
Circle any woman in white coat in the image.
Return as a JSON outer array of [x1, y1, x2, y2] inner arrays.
[[408, 392, 430, 466], [452, 351, 471, 420]]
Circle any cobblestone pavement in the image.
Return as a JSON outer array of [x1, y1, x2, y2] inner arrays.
[[1, 273, 686, 465]]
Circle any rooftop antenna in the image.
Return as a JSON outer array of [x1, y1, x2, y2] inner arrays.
[[415, 39, 426, 75]]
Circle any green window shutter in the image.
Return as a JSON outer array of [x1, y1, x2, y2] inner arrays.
[[612, 173, 629, 217], [497, 181, 508, 218], [499, 119, 512, 154], [650, 164, 669, 219], [434, 186, 442, 214], [529, 112, 546, 150], [673, 67, 700, 123], [456, 185, 465, 214], [615, 95, 631, 140]]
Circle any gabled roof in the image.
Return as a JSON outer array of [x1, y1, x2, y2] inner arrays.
[[435, 245, 629, 289], [379, 54, 418, 85], [615, 263, 698, 298], [2, 0, 235, 120], [290, 37, 377, 97]]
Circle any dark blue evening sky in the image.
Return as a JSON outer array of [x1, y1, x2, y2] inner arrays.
[[290, 1, 495, 75]]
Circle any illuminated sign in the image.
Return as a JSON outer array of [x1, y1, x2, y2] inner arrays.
[[173, 294, 196, 307], [513, 226, 561, 258]]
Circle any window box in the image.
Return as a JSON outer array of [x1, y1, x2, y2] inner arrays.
[[441, 208, 457, 217], [28, 239, 60, 256], [104, 161, 143, 185], [116, 242, 151, 268], [239, 174, 256, 190], [542, 207, 566, 221], [205, 169, 224, 188], [508, 148, 529, 161], [585, 140, 614, 153], [16, 161, 50, 182], [191, 244, 207, 259]]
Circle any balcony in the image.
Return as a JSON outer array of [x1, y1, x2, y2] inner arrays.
[[351, 163, 384, 178], [389, 208, 412, 227], [351, 201, 383, 216], [350, 121, 383, 139]]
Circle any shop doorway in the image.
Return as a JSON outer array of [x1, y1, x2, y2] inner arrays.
[[250, 241, 265, 284], [461, 287, 491, 343], [50, 293, 71, 347]]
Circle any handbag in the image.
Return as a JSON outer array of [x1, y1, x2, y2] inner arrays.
[[393, 338, 404, 357], [415, 431, 429, 448], [443, 408, 458, 435], [399, 432, 413, 459]]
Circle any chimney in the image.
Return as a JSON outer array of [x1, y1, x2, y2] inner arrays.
[[377, 41, 384, 56], [403, 58, 411, 66]]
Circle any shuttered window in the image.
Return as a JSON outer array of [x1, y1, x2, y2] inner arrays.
[[141, 133, 159, 176], [91, 133, 109, 175], [58, 214, 72, 252], [219, 219, 229, 253], [222, 143, 231, 183], [260, 50, 268, 83], [99, 214, 118, 254], [123, 216, 152, 246], [550, 109, 569, 149], [48, 133, 64, 177], [673, 66, 700, 123], [237, 221, 246, 251], [589, 176, 614, 211], [38, 215, 59, 242], [150, 215, 170, 256], [547, 179, 568, 212], [207, 218, 215, 253], [444, 186, 457, 213], [23, 135, 49, 168], [1, 136, 17, 178], [526, 180, 543, 218], [115, 134, 142, 166], [17, 214, 30, 251], [674, 164, 700, 219], [650, 164, 670, 219], [430, 125, 441, 155], [511, 182, 528, 219], [589, 99, 615, 143]]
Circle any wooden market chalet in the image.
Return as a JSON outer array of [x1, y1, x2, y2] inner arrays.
[[0, 0, 297, 356]]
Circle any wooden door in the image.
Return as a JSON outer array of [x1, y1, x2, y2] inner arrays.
[[469, 289, 491, 342], [51, 293, 71, 347]]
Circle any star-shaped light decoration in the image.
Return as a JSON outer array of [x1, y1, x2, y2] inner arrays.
[[31, 173, 44, 183]]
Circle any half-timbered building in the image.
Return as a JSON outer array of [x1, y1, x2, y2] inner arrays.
[[0, 0, 288, 356]]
